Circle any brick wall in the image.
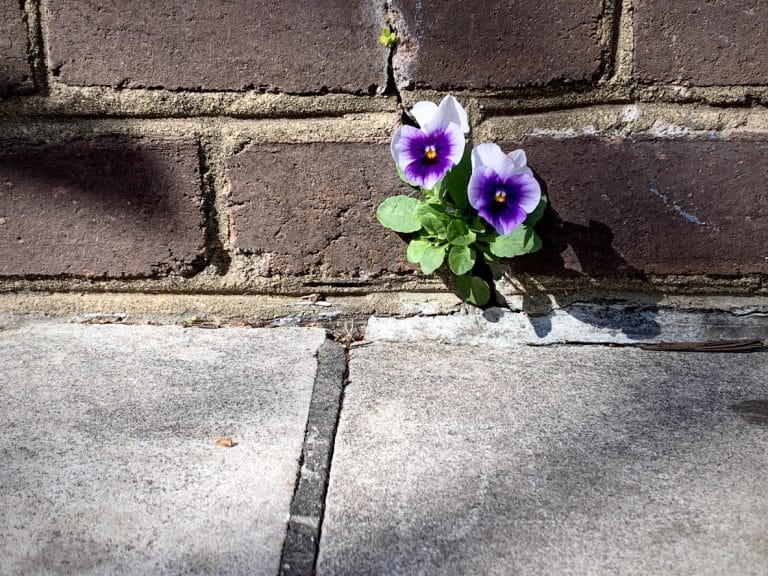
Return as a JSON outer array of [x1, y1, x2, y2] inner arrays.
[[2, 0, 768, 297]]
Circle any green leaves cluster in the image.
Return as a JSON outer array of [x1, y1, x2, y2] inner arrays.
[[376, 151, 546, 306]]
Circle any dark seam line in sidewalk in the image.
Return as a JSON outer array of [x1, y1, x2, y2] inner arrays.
[[278, 338, 348, 576]]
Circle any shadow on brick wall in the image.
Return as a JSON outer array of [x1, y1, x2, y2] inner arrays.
[[0, 139, 205, 277], [494, 176, 662, 339]]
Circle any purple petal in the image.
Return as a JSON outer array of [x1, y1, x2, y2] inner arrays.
[[479, 203, 529, 236], [391, 125, 425, 167], [395, 124, 465, 190], [468, 167, 542, 235]]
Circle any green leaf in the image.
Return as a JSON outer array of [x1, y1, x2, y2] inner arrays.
[[456, 275, 491, 306], [442, 150, 471, 210], [524, 194, 548, 227], [447, 220, 476, 246], [420, 244, 446, 274], [448, 245, 476, 276], [489, 225, 542, 258], [376, 195, 422, 233], [406, 239, 431, 264], [416, 205, 450, 239], [414, 202, 446, 218], [420, 214, 448, 239]]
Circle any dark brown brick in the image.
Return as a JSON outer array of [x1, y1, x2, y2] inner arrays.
[[635, 0, 768, 85], [227, 142, 413, 277], [506, 137, 768, 276], [46, 0, 386, 93], [0, 139, 206, 277], [392, 0, 604, 89], [0, 0, 33, 94]]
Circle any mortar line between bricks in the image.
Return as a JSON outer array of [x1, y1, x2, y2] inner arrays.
[[23, 0, 48, 92], [278, 339, 348, 576]]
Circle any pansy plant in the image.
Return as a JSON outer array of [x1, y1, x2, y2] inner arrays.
[[377, 95, 546, 306]]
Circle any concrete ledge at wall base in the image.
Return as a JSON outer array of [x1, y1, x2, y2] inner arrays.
[[365, 304, 768, 347], [2, 293, 768, 346]]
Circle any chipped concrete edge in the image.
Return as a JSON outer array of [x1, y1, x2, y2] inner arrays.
[[365, 304, 768, 348]]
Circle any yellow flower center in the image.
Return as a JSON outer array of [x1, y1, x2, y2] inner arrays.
[[494, 190, 507, 203], [424, 146, 437, 161]]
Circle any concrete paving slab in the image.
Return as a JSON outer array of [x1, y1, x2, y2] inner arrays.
[[318, 343, 768, 576], [0, 323, 326, 576]]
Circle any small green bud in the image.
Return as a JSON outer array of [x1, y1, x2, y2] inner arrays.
[[378, 27, 398, 49]]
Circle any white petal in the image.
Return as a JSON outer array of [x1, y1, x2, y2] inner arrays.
[[431, 95, 470, 133], [410, 101, 439, 129], [471, 142, 511, 174], [507, 149, 527, 170], [422, 94, 469, 134]]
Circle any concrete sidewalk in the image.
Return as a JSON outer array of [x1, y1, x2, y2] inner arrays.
[[1, 315, 767, 575], [319, 342, 768, 576], [0, 322, 332, 576]]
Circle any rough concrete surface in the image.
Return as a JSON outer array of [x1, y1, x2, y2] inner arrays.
[[366, 305, 768, 346], [318, 343, 768, 576], [0, 323, 326, 576]]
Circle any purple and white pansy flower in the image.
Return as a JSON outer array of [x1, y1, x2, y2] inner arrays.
[[468, 143, 542, 236], [390, 95, 470, 190]]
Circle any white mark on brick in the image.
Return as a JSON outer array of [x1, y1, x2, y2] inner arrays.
[[650, 187, 720, 233], [531, 125, 597, 139], [414, 0, 425, 41]]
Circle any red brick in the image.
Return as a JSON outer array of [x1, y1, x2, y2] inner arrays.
[[504, 137, 768, 276], [227, 142, 412, 277], [46, 0, 386, 93], [0, 0, 33, 94], [0, 139, 206, 277], [635, 0, 768, 86], [392, 0, 604, 89]]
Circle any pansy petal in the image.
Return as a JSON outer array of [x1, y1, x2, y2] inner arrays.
[[471, 143, 511, 175], [410, 101, 440, 130], [442, 122, 466, 167], [433, 95, 470, 133], [507, 149, 527, 169], [487, 205, 528, 236], [391, 124, 427, 168], [509, 173, 542, 213], [506, 149, 533, 177], [404, 157, 447, 190], [399, 124, 464, 190], [468, 166, 494, 210]]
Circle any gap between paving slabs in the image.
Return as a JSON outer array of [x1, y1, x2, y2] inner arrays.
[[279, 339, 348, 576]]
